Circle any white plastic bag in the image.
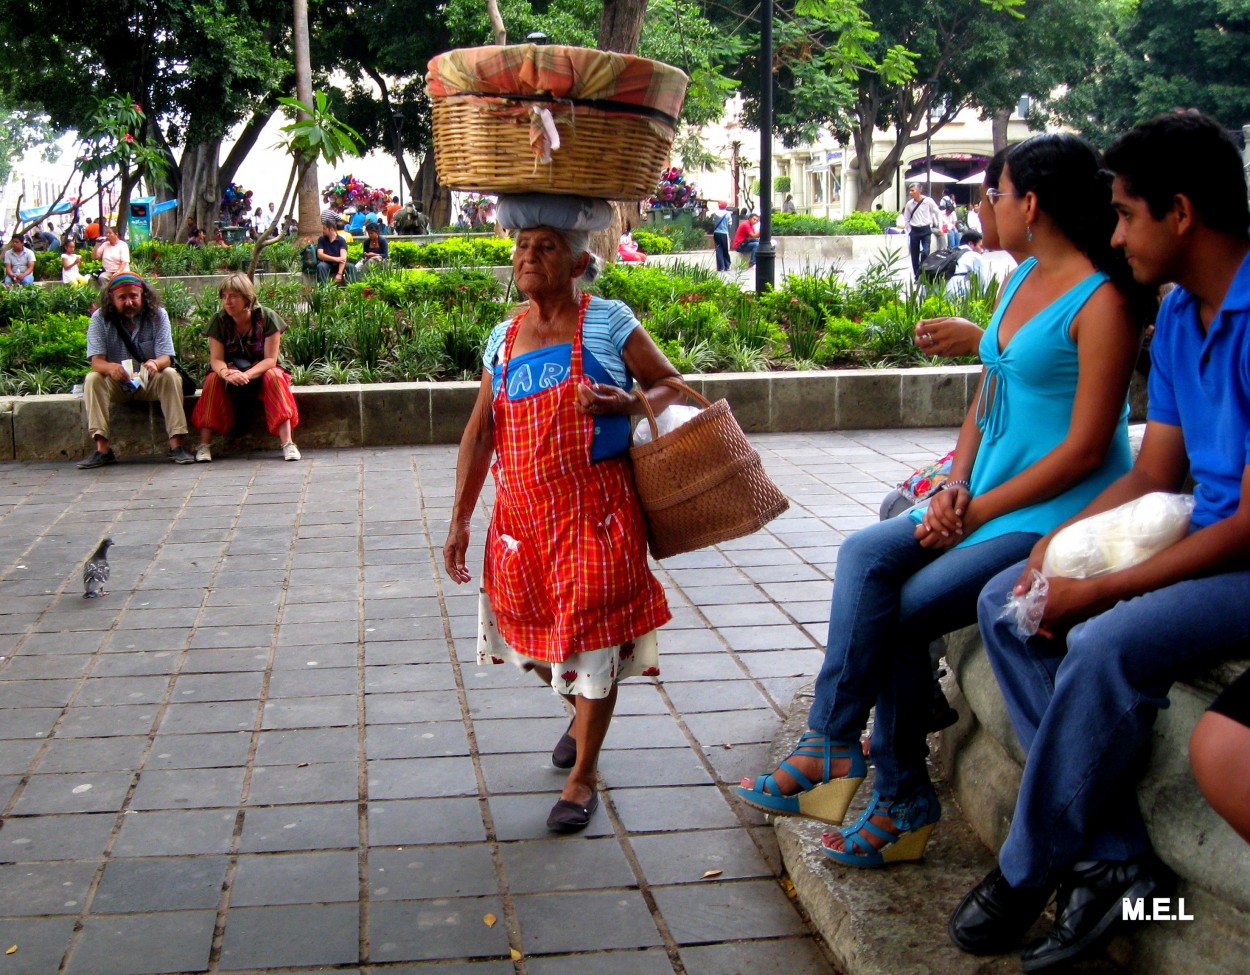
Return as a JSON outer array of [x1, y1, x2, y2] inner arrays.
[[1000, 570, 1050, 639], [1001, 493, 1194, 638], [1041, 492, 1195, 579], [632, 404, 701, 447]]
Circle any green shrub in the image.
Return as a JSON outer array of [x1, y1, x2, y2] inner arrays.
[[770, 211, 886, 236], [771, 212, 843, 236], [34, 252, 62, 280], [631, 230, 672, 255], [0, 284, 51, 327], [0, 312, 87, 390], [46, 283, 97, 317], [836, 211, 882, 236], [821, 314, 866, 364], [871, 209, 901, 232], [654, 224, 708, 252], [774, 175, 792, 194], [403, 236, 513, 268], [0, 249, 969, 393]]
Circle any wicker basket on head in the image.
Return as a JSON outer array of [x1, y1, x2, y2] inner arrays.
[[630, 378, 789, 560], [427, 44, 689, 201]]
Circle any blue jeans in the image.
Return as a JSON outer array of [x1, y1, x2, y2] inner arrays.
[[980, 560, 1250, 889], [735, 239, 759, 267], [808, 515, 1039, 797], [4, 272, 34, 286], [908, 228, 933, 276]]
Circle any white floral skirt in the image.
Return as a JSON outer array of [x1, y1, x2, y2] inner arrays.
[[477, 590, 660, 700]]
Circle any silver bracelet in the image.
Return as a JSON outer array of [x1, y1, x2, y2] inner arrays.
[[945, 478, 972, 491]]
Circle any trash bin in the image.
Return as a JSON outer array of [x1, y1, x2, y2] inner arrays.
[[222, 226, 247, 246], [644, 207, 695, 230]]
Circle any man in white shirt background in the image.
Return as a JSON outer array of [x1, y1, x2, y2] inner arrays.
[[903, 182, 942, 277]]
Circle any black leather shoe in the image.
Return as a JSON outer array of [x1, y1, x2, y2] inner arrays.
[[1020, 857, 1164, 972], [76, 449, 116, 470], [546, 792, 599, 833], [949, 866, 1052, 956]]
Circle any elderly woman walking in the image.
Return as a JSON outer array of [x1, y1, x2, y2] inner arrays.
[[443, 195, 682, 832]]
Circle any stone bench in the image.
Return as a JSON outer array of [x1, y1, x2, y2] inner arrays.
[[939, 625, 1250, 975], [1, 367, 990, 462]]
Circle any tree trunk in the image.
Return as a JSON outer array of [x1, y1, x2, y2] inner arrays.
[[293, 0, 319, 237], [177, 140, 222, 238], [592, 0, 650, 261], [115, 169, 139, 235], [598, 0, 647, 53], [991, 108, 1011, 154], [362, 65, 417, 204], [413, 152, 451, 230], [485, 0, 507, 45], [850, 85, 945, 211]]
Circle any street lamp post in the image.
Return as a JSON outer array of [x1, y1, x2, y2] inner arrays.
[[755, 0, 775, 291], [924, 79, 939, 199]]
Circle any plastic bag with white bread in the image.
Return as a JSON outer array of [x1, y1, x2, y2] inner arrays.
[[1001, 493, 1195, 638]]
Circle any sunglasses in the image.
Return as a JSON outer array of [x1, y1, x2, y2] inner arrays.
[[985, 189, 1018, 205]]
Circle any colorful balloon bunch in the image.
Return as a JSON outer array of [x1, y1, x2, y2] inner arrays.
[[219, 183, 255, 226], [648, 167, 698, 209], [321, 174, 393, 212]]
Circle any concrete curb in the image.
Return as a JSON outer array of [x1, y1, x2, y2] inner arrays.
[[765, 684, 1118, 975]]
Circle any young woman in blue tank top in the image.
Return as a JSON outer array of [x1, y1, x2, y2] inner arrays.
[[736, 134, 1152, 868]]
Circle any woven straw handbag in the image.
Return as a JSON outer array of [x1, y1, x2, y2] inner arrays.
[[630, 378, 789, 560]]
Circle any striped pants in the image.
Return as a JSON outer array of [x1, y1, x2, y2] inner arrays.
[[191, 368, 298, 437]]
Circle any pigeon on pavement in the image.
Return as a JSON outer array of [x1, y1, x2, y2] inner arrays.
[[83, 538, 113, 598]]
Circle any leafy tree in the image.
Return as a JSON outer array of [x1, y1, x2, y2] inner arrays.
[[249, 91, 363, 277], [0, 0, 290, 235], [77, 97, 171, 232], [312, 0, 449, 221], [722, 0, 1114, 209], [1053, 0, 1250, 147], [0, 99, 61, 193]]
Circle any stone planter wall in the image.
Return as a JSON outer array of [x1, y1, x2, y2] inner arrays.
[[0, 366, 1154, 464], [0, 366, 982, 462]]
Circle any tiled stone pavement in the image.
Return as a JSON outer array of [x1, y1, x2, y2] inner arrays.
[[0, 429, 955, 975]]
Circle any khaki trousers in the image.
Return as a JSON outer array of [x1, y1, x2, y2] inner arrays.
[[84, 368, 189, 442]]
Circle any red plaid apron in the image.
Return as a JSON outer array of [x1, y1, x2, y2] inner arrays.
[[484, 294, 669, 663]]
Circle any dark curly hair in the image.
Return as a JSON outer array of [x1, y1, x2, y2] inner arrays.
[[98, 277, 165, 330], [1006, 133, 1154, 325], [1104, 111, 1249, 241]]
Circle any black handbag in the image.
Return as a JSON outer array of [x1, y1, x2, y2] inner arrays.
[[112, 319, 198, 396], [172, 360, 199, 397]]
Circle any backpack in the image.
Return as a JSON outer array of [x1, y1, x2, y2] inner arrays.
[[301, 242, 318, 274], [917, 247, 961, 283]]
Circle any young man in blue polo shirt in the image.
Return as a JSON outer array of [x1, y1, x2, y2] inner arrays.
[[949, 111, 1250, 971]]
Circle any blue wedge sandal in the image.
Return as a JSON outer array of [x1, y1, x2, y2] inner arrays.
[[735, 730, 867, 826], [821, 785, 941, 868]]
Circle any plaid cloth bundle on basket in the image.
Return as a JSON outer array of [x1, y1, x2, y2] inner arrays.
[[630, 378, 789, 560], [427, 44, 689, 200]]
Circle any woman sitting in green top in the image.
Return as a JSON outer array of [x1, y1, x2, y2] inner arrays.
[[191, 272, 301, 463], [735, 133, 1152, 868]]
